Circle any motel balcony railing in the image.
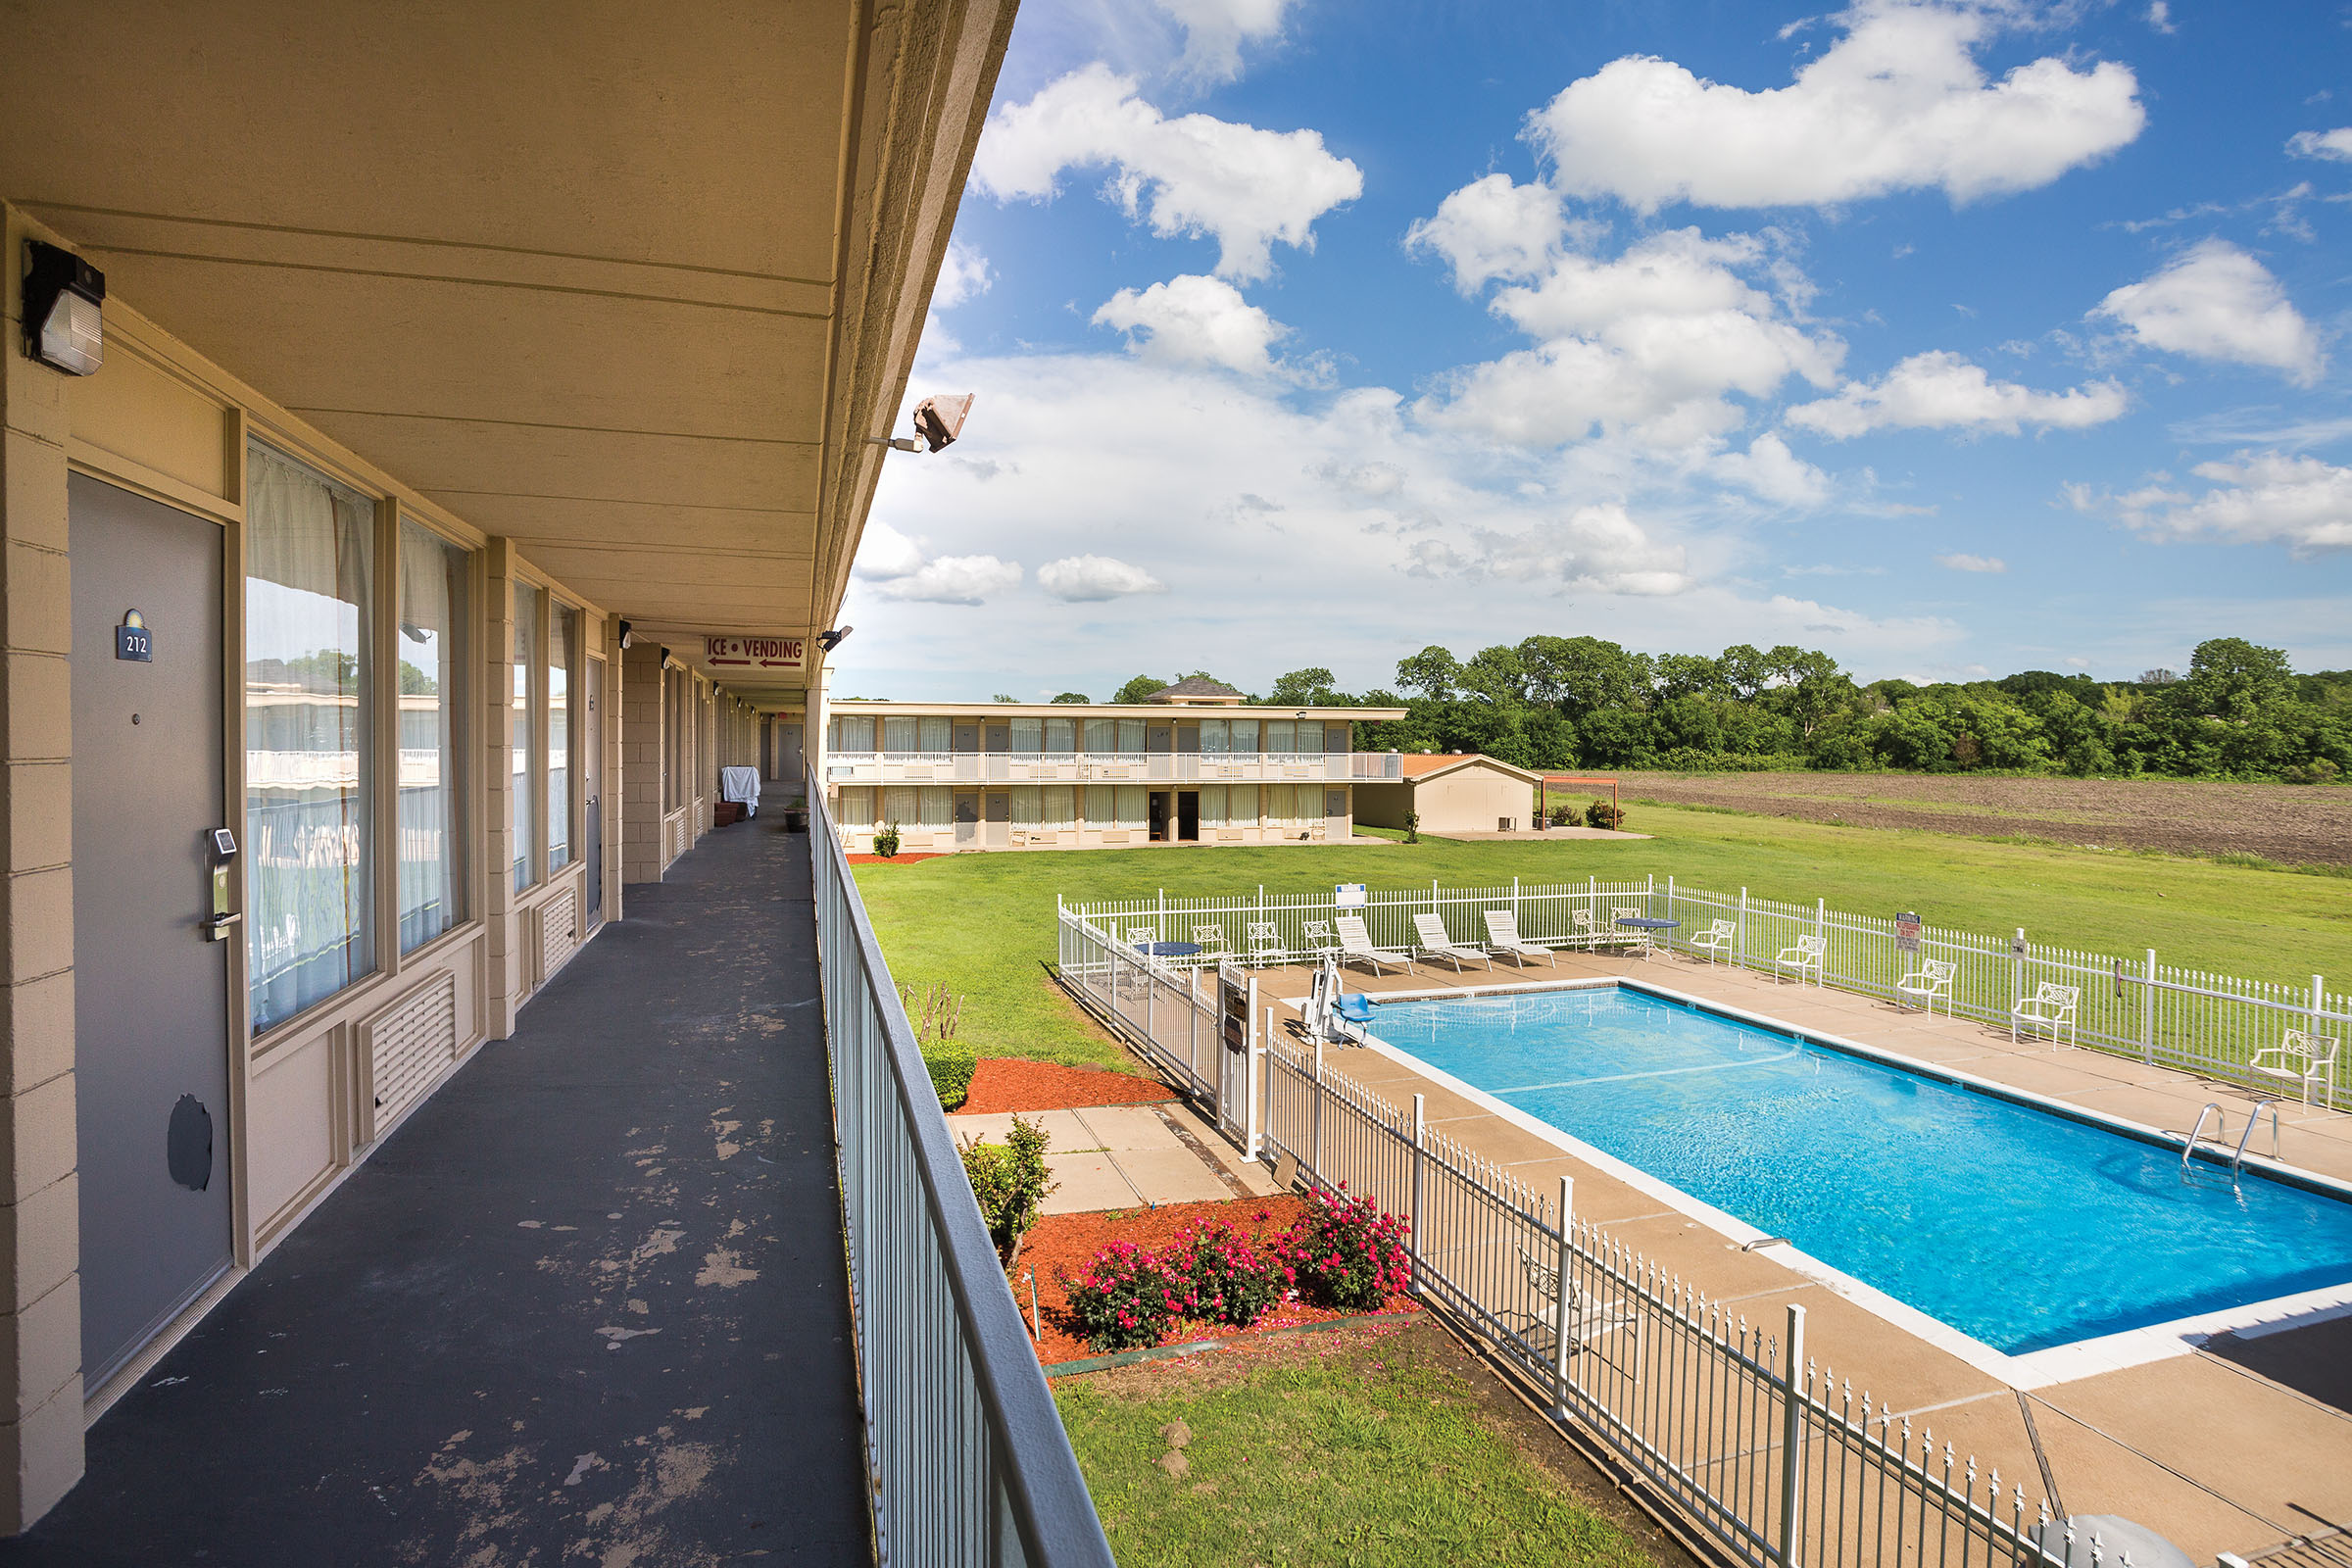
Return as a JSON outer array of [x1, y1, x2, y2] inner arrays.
[[824, 749, 1403, 786], [808, 776, 1114, 1568]]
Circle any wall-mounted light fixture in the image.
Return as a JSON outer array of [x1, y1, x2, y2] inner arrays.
[[864, 394, 975, 455], [617, 618, 633, 650], [23, 240, 105, 376], [816, 626, 854, 653]]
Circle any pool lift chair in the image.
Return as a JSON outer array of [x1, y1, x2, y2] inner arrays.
[[1516, 1246, 1638, 1374], [1687, 918, 1738, 964], [1304, 957, 1372, 1044], [1412, 911, 1493, 972], [1775, 934, 1825, 985], [1894, 957, 1956, 1015], [2011, 982, 2081, 1048], [2248, 1028, 2340, 1106]]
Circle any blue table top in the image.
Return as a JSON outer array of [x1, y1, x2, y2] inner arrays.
[[1615, 917, 1680, 929], [1134, 940, 1203, 956]]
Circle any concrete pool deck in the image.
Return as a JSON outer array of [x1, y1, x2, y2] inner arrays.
[[1237, 947, 2352, 1565]]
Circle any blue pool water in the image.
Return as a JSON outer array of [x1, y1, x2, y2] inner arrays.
[[1373, 987, 2352, 1353]]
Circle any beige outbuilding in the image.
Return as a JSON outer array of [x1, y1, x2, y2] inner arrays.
[[1351, 753, 1543, 835]]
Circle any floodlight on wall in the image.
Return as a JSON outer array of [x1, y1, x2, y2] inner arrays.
[[617, 618, 633, 650], [816, 626, 854, 653], [910, 394, 973, 452], [22, 241, 105, 376]]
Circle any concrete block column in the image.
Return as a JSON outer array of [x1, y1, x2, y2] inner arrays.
[[0, 201, 88, 1530], [619, 642, 663, 884]]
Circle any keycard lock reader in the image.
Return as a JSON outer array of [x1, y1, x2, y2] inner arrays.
[[206, 827, 240, 942]]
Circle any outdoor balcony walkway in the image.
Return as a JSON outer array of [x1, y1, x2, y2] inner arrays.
[[0, 808, 867, 1565]]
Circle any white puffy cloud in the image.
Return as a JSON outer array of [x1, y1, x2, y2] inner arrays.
[[1785, 351, 2129, 437], [971, 64, 1362, 280], [1038, 555, 1169, 601], [2287, 127, 2352, 162], [870, 556, 1025, 605], [1405, 503, 1693, 596], [1710, 433, 1833, 507], [2144, 2, 2176, 33], [1935, 552, 2007, 572], [2092, 240, 2325, 384], [1155, 0, 1293, 83], [1415, 227, 1843, 451], [1403, 173, 1570, 292], [932, 241, 994, 309], [1528, 0, 2144, 211], [2080, 451, 2352, 553], [852, 520, 928, 580], [1092, 274, 1290, 374]]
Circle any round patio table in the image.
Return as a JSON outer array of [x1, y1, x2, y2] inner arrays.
[[1133, 941, 1202, 958], [1614, 916, 1677, 957]]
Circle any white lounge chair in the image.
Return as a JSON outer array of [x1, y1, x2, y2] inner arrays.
[[2011, 981, 2080, 1048], [1191, 924, 1234, 961], [2250, 1029, 2339, 1105], [1300, 919, 1342, 961], [1895, 957, 1956, 1015], [1688, 918, 1737, 963], [1517, 1246, 1637, 1364], [1776, 934, 1825, 985], [1245, 921, 1288, 966], [1412, 911, 1492, 972], [1333, 914, 1412, 976], [1483, 909, 1556, 969]]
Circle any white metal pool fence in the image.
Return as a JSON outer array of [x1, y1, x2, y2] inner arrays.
[[1051, 910, 2064, 1568], [1058, 875, 2348, 1110]]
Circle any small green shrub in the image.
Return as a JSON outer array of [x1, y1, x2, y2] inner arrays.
[[1547, 804, 1578, 826], [874, 820, 903, 857], [2284, 759, 2341, 785], [923, 1045, 977, 1110], [1403, 810, 1420, 845], [899, 980, 969, 1108], [961, 1113, 1056, 1265], [1585, 799, 1626, 830]]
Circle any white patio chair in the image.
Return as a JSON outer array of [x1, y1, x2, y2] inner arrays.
[[1565, 909, 1610, 952], [2011, 981, 2080, 1048], [1333, 914, 1412, 976], [2250, 1029, 2340, 1105], [1687, 918, 1737, 964], [1517, 1246, 1637, 1366], [1191, 924, 1234, 961], [1895, 957, 1956, 1015], [1301, 919, 1341, 961], [1412, 911, 1491, 972], [1245, 921, 1288, 966], [1610, 906, 1651, 956], [1775, 934, 1825, 985], [1123, 925, 1159, 950], [1483, 909, 1555, 969]]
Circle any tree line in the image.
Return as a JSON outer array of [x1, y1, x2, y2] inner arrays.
[[1097, 638, 2351, 783]]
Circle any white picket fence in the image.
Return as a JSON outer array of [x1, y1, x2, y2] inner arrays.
[[1061, 875, 2347, 1109]]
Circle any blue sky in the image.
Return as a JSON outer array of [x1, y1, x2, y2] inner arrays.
[[839, 0, 2352, 702]]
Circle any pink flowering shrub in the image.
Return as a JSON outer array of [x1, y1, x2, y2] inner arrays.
[[1062, 1241, 1188, 1353], [1277, 1184, 1412, 1312], [1170, 1218, 1288, 1330]]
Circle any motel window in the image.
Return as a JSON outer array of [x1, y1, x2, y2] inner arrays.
[[919, 788, 953, 827], [1011, 789, 1043, 827], [1265, 719, 1296, 755], [1082, 718, 1114, 753], [1199, 720, 1228, 755], [1113, 785, 1148, 829], [1230, 718, 1259, 755], [548, 602, 576, 873], [882, 716, 916, 754], [512, 582, 539, 891], [918, 715, 951, 751], [1084, 785, 1112, 826], [662, 668, 681, 813], [396, 519, 470, 954], [1044, 718, 1075, 754], [1230, 784, 1260, 825], [1115, 719, 1147, 753], [883, 785, 917, 825], [832, 713, 875, 754], [1200, 785, 1228, 826], [1011, 716, 1043, 754], [245, 442, 376, 1032], [1042, 786, 1075, 830], [840, 787, 875, 826]]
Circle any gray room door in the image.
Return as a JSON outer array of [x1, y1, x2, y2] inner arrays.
[[69, 473, 234, 1390], [584, 656, 604, 917]]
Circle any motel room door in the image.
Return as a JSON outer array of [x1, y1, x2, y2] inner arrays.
[[983, 791, 1010, 848], [69, 474, 235, 1390], [1177, 791, 1200, 841], [583, 657, 604, 918], [954, 791, 980, 846]]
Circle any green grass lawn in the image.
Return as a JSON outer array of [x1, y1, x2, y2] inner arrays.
[[1054, 1327, 1670, 1568], [854, 802, 2352, 1071]]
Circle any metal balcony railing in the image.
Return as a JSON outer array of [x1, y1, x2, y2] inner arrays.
[[808, 777, 1114, 1568], [822, 750, 1403, 785]]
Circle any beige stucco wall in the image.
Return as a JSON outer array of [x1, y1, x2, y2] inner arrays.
[[1357, 765, 1536, 834]]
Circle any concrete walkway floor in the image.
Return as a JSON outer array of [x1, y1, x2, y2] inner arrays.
[[1240, 949, 2352, 1564], [0, 815, 866, 1566]]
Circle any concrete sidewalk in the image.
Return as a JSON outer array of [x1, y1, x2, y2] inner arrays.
[[951, 1099, 1280, 1213]]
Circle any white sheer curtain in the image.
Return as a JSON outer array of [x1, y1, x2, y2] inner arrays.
[[396, 519, 467, 954], [512, 582, 538, 892], [547, 604, 573, 872], [246, 443, 374, 1031], [1042, 786, 1075, 829], [883, 716, 917, 754]]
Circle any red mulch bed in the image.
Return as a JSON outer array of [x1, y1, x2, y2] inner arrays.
[[1008, 1195, 1412, 1367], [958, 1057, 1175, 1114], [846, 851, 953, 864]]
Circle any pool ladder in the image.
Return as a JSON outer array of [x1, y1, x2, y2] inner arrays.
[[2180, 1100, 2282, 1184]]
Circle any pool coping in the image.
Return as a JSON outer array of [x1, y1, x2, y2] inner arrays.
[[1309, 973, 2352, 1392]]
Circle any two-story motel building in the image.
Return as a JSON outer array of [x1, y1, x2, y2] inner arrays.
[[818, 678, 1407, 851]]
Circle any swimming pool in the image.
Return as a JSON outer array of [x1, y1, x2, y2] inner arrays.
[[1370, 985, 2352, 1354]]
